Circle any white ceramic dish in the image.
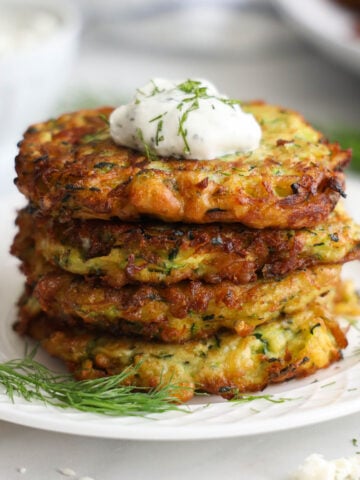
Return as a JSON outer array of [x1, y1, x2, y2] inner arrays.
[[0, 177, 360, 441], [273, 0, 360, 75], [0, 0, 81, 147], [90, 1, 294, 58]]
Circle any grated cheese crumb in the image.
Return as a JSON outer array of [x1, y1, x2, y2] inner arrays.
[[292, 453, 360, 479], [58, 468, 76, 477], [17, 467, 26, 474]]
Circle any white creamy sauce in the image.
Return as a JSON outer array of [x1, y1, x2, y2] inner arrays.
[[292, 453, 360, 480], [0, 9, 59, 56], [110, 78, 262, 160]]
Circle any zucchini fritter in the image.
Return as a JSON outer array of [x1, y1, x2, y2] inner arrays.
[[20, 306, 347, 402], [13, 203, 360, 288], [22, 264, 340, 342], [335, 0, 360, 9], [14, 104, 350, 227]]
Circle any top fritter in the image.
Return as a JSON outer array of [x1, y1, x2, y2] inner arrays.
[[15, 103, 350, 227]]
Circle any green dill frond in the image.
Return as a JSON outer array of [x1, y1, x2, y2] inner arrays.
[[230, 393, 296, 405], [0, 352, 187, 416], [136, 128, 158, 162], [98, 113, 110, 126], [174, 79, 239, 155]]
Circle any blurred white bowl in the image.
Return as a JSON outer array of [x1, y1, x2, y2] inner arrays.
[[0, 0, 81, 148]]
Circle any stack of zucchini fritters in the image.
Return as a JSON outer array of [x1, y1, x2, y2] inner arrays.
[[11, 103, 360, 402]]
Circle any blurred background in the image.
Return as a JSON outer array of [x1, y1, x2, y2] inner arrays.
[[1, 0, 360, 194]]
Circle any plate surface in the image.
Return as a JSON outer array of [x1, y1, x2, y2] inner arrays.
[[273, 0, 360, 75], [0, 178, 360, 441]]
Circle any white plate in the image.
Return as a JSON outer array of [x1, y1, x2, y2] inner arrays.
[[273, 0, 360, 75], [0, 179, 360, 441]]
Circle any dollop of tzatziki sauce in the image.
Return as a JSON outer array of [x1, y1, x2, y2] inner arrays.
[[110, 78, 262, 160]]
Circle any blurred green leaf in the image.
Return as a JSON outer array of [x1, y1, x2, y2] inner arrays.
[[56, 88, 126, 115], [325, 128, 360, 172]]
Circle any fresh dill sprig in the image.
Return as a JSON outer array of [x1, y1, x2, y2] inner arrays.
[[231, 393, 296, 404], [136, 80, 164, 99], [149, 112, 167, 146], [320, 381, 336, 389], [0, 351, 186, 416], [149, 79, 163, 96], [0, 349, 299, 417], [136, 128, 158, 162], [99, 113, 110, 126], [82, 128, 109, 144], [176, 80, 210, 155], [177, 99, 199, 155], [136, 79, 240, 156], [175, 79, 239, 155]]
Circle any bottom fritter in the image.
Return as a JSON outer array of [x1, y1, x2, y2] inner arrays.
[[18, 305, 347, 402]]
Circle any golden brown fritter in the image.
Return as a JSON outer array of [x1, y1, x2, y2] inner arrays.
[[335, 0, 360, 9], [14, 104, 350, 227], [20, 306, 347, 402], [12, 203, 360, 288], [18, 261, 340, 342]]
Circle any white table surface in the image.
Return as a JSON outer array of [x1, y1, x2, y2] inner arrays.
[[1, 413, 360, 480], [1, 2, 360, 479]]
